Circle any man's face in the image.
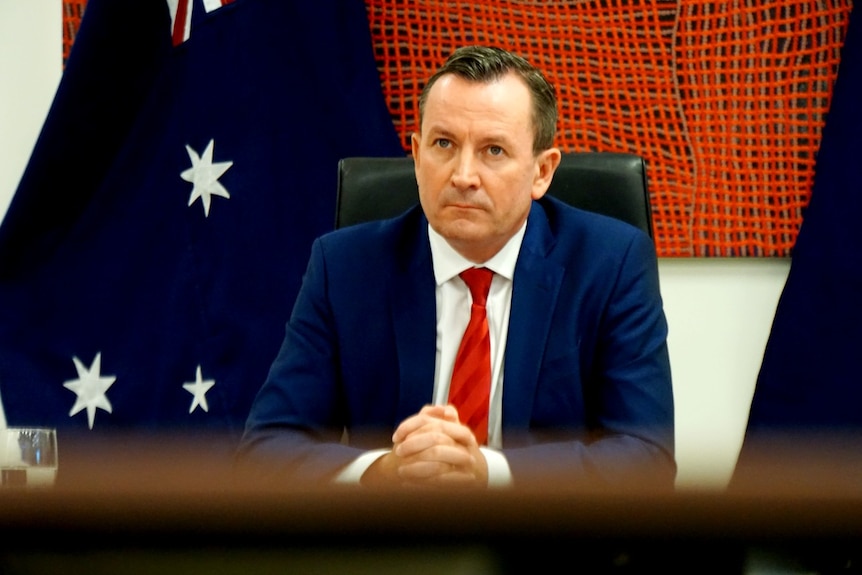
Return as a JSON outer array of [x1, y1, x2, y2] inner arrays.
[[412, 72, 560, 263]]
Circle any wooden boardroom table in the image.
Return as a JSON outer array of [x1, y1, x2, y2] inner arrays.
[[1, 431, 861, 574]]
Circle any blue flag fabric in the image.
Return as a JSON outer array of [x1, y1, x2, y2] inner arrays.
[[0, 0, 402, 444], [735, 7, 862, 473]]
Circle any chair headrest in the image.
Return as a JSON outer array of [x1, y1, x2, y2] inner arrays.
[[336, 152, 652, 237]]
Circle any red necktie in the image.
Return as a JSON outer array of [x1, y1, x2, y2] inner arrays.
[[448, 267, 494, 445]]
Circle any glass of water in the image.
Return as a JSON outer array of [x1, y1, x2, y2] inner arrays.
[[0, 427, 58, 488]]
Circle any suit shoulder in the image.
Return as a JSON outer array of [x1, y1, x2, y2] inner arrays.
[[319, 205, 425, 249], [537, 195, 649, 243]]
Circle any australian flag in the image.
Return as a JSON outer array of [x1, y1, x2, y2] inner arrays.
[[734, 6, 862, 483], [0, 0, 402, 450]]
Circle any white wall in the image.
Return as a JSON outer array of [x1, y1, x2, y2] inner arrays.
[[0, 1, 63, 429], [0, 1, 62, 219], [0, 1, 791, 489], [662, 257, 788, 488]]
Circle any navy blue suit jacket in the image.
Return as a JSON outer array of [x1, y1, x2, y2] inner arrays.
[[240, 196, 675, 486]]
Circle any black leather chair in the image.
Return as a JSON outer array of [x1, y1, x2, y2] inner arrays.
[[335, 152, 653, 237]]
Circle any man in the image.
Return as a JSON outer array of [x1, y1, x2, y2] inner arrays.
[[238, 46, 675, 489]]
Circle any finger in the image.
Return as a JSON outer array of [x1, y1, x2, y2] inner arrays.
[[426, 404, 459, 422], [392, 412, 433, 443], [396, 440, 475, 470], [395, 421, 477, 457], [392, 405, 461, 443], [397, 459, 452, 481], [397, 454, 477, 482]]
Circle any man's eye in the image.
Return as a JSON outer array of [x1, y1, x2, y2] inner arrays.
[[488, 146, 503, 156], [435, 139, 451, 149]]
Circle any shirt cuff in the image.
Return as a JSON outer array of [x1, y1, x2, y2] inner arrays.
[[480, 447, 513, 488], [332, 449, 390, 485], [334, 447, 513, 488]]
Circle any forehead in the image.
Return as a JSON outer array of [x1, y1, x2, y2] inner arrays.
[[422, 72, 533, 131]]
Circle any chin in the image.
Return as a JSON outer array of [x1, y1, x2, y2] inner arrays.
[[441, 220, 490, 242]]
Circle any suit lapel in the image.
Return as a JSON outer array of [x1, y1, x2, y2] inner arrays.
[[386, 204, 564, 429], [390, 213, 438, 422], [502, 203, 565, 430]]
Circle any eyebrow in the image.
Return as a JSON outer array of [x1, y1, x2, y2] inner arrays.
[[425, 125, 515, 146], [423, 125, 455, 138]]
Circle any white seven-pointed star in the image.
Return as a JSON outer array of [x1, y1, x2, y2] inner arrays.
[[183, 365, 215, 414], [180, 139, 233, 217], [63, 352, 116, 430]]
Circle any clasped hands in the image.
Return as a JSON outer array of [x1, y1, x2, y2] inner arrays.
[[361, 404, 488, 489]]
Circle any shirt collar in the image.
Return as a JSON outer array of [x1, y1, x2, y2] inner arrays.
[[428, 218, 527, 286]]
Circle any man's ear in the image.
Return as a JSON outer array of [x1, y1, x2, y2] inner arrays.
[[531, 147, 562, 200], [411, 132, 421, 167]]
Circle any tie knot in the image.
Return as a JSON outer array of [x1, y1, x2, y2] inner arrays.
[[460, 267, 494, 307]]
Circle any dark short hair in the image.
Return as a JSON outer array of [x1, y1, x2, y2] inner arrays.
[[417, 45, 558, 154]]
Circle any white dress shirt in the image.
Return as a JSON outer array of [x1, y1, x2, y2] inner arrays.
[[336, 221, 527, 487]]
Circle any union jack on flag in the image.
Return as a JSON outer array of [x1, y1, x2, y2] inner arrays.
[[0, 0, 401, 450]]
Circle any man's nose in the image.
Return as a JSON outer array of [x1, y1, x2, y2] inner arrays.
[[450, 152, 480, 190]]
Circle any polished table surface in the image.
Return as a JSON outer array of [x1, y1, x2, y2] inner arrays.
[[2, 431, 862, 574]]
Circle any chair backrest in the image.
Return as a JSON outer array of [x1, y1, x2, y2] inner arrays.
[[335, 152, 653, 237]]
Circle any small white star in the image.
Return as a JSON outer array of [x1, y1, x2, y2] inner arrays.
[[183, 365, 215, 414], [63, 352, 116, 430], [180, 139, 232, 217]]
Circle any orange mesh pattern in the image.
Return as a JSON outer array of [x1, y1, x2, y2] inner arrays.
[[676, 1, 849, 256], [366, 0, 852, 257], [61, 1, 852, 256], [63, 0, 87, 67]]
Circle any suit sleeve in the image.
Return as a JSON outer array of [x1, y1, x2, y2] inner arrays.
[[236, 237, 365, 484], [504, 230, 675, 488]]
